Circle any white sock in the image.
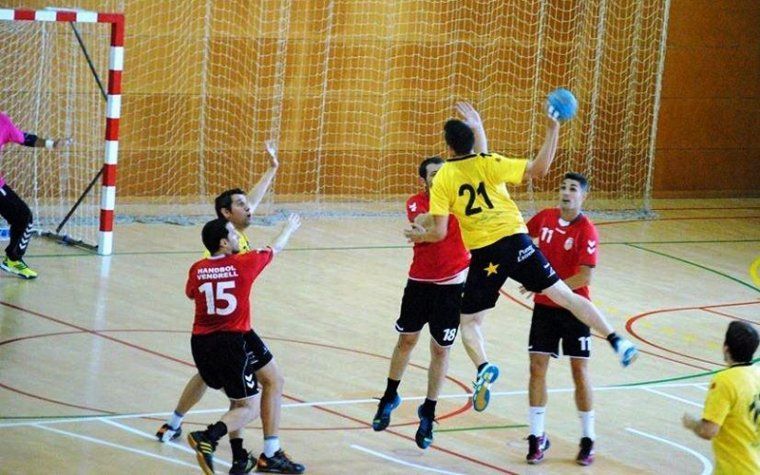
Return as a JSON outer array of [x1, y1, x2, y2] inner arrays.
[[579, 410, 595, 440], [168, 411, 183, 429], [529, 406, 546, 436], [263, 436, 280, 458]]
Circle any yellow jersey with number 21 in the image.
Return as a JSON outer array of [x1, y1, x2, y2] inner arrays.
[[429, 153, 528, 250]]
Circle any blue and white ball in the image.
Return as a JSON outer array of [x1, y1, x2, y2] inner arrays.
[[546, 88, 578, 121]]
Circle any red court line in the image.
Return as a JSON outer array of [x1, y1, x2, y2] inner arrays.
[[0, 382, 117, 415], [700, 308, 759, 326], [498, 289, 713, 371], [625, 301, 760, 367], [0, 327, 471, 429], [0, 302, 510, 473]]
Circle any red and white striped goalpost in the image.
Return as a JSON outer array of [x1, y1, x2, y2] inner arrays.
[[0, 8, 124, 255]]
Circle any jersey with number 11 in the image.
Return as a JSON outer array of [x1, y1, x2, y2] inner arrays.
[[187, 249, 274, 335]]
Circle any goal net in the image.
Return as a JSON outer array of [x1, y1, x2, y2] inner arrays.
[[121, 0, 669, 219], [0, 7, 122, 254], [1, 1, 670, 253]]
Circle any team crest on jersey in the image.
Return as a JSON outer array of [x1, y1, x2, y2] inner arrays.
[[564, 237, 574, 251], [587, 240, 597, 254], [409, 202, 417, 212]]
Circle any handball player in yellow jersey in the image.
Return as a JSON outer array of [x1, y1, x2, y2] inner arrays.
[[406, 102, 638, 413]]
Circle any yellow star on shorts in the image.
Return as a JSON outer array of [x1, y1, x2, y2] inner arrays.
[[484, 262, 499, 276]]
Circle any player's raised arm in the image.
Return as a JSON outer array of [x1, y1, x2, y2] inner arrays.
[[269, 213, 301, 254], [524, 114, 559, 181], [247, 139, 280, 213], [455, 102, 488, 154]]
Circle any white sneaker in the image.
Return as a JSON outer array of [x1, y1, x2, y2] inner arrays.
[[615, 338, 638, 367]]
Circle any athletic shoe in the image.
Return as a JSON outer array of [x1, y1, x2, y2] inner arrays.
[[576, 437, 595, 466], [614, 338, 639, 367], [0, 257, 37, 279], [156, 423, 182, 443], [230, 450, 257, 474], [188, 431, 217, 475], [415, 405, 435, 449], [526, 433, 551, 464], [255, 450, 305, 474], [372, 394, 401, 431], [472, 363, 499, 412]]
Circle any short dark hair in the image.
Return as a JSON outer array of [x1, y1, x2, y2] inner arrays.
[[202, 218, 230, 254], [214, 188, 246, 218], [563, 172, 589, 191], [724, 321, 759, 363], [444, 119, 475, 155], [418, 156, 444, 179]]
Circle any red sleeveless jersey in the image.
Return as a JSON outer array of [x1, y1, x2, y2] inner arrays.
[[406, 192, 470, 282], [527, 208, 598, 307], [187, 249, 274, 335]]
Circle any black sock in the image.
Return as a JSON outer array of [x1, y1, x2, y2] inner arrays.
[[606, 332, 620, 349], [230, 438, 246, 461], [206, 421, 228, 442], [382, 378, 401, 401], [477, 362, 489, 374], [420, 398, 437, 419]]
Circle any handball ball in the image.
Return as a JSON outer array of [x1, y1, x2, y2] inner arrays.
[[546, 88, 578, 121]]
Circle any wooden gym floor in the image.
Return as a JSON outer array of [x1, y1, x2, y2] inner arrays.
[[0, 198, 758, 474]]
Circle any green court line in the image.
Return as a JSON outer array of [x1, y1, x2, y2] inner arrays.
[[609, 357, 759, 388], [23, 238, 760, 260], [435, 424, 528, 433], [626, 243, 759, 293]]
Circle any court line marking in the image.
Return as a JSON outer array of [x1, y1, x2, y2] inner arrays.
[[99, 418, 233, 468], [643, 388, 703, 408], [626, 428, 712, 475], [0, 382, 709, 429], [32, 423, 199, 469], [350, 444, 465, 475]]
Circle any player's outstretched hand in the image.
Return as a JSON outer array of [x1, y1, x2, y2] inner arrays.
[[404, 223, 427, 243], [455, 102, 483, 130], [544, 103, 560, 127], [265, 139, 279, 168]]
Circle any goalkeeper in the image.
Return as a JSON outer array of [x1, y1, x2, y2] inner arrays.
[[0, 111, 70, 279]]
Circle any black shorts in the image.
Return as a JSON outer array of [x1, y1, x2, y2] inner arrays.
[[191, 330, 274, 400], [395, 279, 463, 347], [528, 303, 591, 358], [461, 233, 560, 314]]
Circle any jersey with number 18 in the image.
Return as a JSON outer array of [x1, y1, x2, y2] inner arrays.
[[187, 249, 274, 335]]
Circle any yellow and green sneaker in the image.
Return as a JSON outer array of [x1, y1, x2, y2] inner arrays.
[[0, 257, 38, 279]]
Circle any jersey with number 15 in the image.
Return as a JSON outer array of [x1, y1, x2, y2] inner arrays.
[[187, 249, 274, 335]]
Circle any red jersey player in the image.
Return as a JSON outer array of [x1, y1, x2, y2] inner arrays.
[[371, 156, 470, 450], [523, 172, 599, 466], [186, 216, 305, 475]]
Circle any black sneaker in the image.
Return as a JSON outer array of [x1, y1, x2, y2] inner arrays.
[[576, 437, 595, 466], [156, 423, 182, 442], [372, 394, 401, 431], [230, 450, 257, 474], [415, 405, 435, 449], [526, 433, 551, 464], [188, 431, 217, 475], [255, 450, 305, 474]]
